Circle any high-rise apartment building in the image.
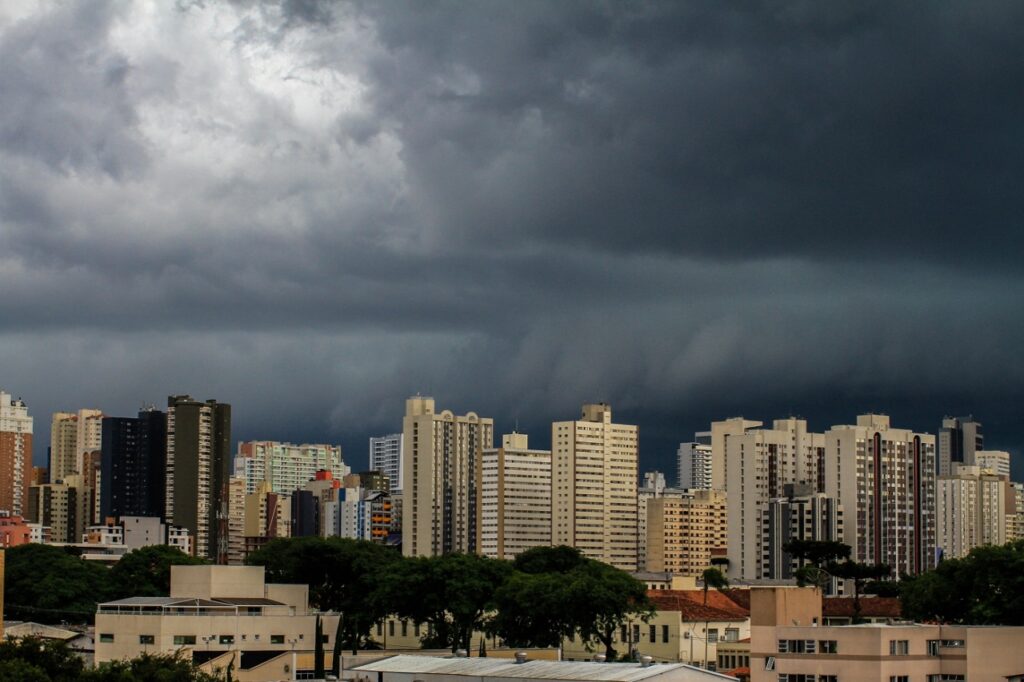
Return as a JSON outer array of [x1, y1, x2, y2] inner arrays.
[[646, 488, 727, 576], [637, 471, 669, 570], [678, 438, 713, 490], [717, 417, 825, 581], [936, 465, 1008, 559], [403, 396, 493, 557], [938, 415, 983, 477], [760, 483, 843, 591], [165, 396, 231, 561], [1008, 482, 1024, 542], [552, 403, 638, 571], [242, 480, 290, 559], [975, 450, 1011, 479], [100, 408, 167, 520], [477, 433, 551, 560], [710, 417, 763, 491], [234, 441, 347, 496], [27, 474, 93, 543], [824, 414, 936, 576], [0, 391, 33, 516], [49, 409, 103, 480], [226, 476, 247, 565], [369, 433, 402, 492]]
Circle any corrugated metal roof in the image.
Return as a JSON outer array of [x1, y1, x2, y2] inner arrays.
[[352, 655, 738, 681], [99, 597, 180, 606]]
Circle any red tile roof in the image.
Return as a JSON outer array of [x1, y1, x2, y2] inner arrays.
[[822, 597, 902, 618], [648, 589, 749, 621]]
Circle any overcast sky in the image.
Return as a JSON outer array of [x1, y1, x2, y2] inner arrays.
[[1, 1, 1022, 478]]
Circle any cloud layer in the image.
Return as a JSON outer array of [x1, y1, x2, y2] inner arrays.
[[1, 1, 1021, 475]]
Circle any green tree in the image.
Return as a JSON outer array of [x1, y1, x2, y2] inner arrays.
[[81, 652, 224, 681], [4, 544, 114, 624], [382, 553, 512, 653], [829, 560, 890, 622], [901, 540, 1024, 625], [107, 545, 208, 599], [490, 546, 652, 660], [0, 637, 85, 681], [783, 540, 851, 588], [246, 536, 400, 655], [701, 567, 729, 606]]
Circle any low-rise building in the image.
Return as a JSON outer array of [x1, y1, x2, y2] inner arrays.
[[562, 589, 750, 669], [749, 586, 1024, 682], [95, 565, 340, 678]]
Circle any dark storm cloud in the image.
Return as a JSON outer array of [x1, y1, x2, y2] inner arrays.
[[0, 1, 1021, 473]]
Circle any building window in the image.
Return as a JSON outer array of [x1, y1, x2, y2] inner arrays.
[[724, 628, 739, 642], [632, 624, 640, 644], [889, 640, 909, 655], [706, 629, 718, 643], [139, 635, 155, 645], [99, 634, 114, 643], [649, 625, 656, 643], [402, 621, 408, 637], [662, 625, 669, 643], [389, 621, 395, 637], [271, 635, 285, 644], [376, 623, 383, 636], [219, 635, 234, 645], [889, 677, 909, 682], [819, 640, 838, 654], [173, 635, 196, 646], [620, 625, 627, 642]]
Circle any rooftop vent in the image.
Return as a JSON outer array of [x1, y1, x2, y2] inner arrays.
[[514, 652, 528, 664], [640, 655, 654, 668], [455, 649, 468, 658], [592, 654, 607, 663]]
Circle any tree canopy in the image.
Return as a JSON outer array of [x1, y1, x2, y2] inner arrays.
[[901, 540, 1024, 625], [107, 545, 208, 600], [3, 544, 115, 624], [490, 546, 652, 660]]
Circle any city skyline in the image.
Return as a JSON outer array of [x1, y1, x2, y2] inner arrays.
[[1, 2, 1022, 481]]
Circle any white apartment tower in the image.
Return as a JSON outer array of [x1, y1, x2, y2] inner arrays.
[[402, 396, 493, 557], [824, 414, 936, 576], [678, 438, 713, 490], [0, 390, 33, 516], [234, 441, 347, 496], [936, 465, 1008, 559], [477, 433, 552, 560], [552, 403, 639, 571], [717, 417, 826, 580], [369, 433, 403, 491]]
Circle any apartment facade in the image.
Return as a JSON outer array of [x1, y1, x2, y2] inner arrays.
[[402, 396, 493, 557], [760, 483, 843, 589], [646, 489, 727, 576], [936, 464, 1008, 559], [0, 391, 33, 516], [678, 439, 713, 490], [49, 409, 104, 481], [165, 396, 232, 561], [718, 418, 825, 581], [552, 403, 639, 571], [369, 433, 403, 492], [100, 408, 167, 520], [477, 433, 552, 560], [824, 415, 936, 576], [234, 441, 346, 496], [27, 474, 93, 543], [975, 449, 1011, 479]]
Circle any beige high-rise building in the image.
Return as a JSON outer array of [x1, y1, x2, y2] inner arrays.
[[637, 471, 668, 570], [226, 477, 246, 564], [975, 449, 1011, 479], [936, 464, 1008, 559], [26, 473, 93, 544], [717, 417, 825, 580], [49, 409, 103, 480], [477, 433, 551, 560], [710, 417, 762, 491], [1008, 482, 1024, 542], [402, 396, 493, 557], [646, 489, 727, 576], [0, 391, 33, 517], [552, 403, 638, 571], [824, 414, 936, 576], [234, 441, 347, 496]]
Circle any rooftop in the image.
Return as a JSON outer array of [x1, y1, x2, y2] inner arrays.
[[352, 655, 738, 681]]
